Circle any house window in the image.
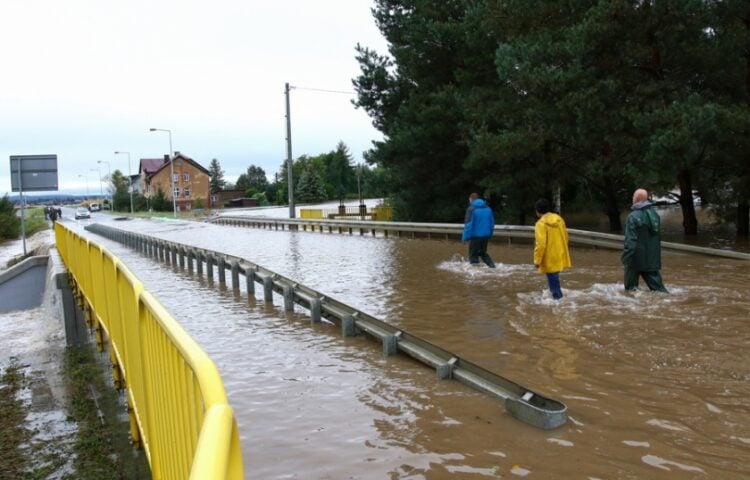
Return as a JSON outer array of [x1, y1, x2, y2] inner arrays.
[[173, 187, 180, 198], [173, 173, 179, 183], [184, 187, 191, 198], [211, 195, 218, 203], [183, 173, 190, 181]]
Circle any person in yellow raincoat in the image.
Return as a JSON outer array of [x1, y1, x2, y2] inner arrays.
[[533, 198, 572, 299]]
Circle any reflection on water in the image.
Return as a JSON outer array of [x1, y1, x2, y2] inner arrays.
[[74, 218, 750, 479]]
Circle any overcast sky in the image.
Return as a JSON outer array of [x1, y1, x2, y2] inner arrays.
[[0, 0, 388, 196]]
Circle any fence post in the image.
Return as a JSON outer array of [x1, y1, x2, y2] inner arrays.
[[263, 276, 274, 302], [342, 315, 355, 337], [206, 254, 214, 279], [217, 256, 226, 284], [283, 284, 294, 311], [245, 267, 255, 295], [309, 297, 321, 323], [231, 262, 240, 290]]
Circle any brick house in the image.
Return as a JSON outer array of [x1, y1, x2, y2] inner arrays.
[[138, 153, 211, 211]]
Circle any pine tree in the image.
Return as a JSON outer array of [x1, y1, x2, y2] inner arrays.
[[295, 164, 327, 203], [208, 158, 226, 193]]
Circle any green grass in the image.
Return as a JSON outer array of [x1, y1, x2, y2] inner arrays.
[[22, 207, 49, 237], [61, 345, 150, 480], [0, 361, 30, 479]]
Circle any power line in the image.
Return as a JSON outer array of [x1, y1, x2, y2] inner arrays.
[[291, 85, 356, 95]]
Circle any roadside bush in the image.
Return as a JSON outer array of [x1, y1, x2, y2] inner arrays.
[[0, 194, 20, 240]]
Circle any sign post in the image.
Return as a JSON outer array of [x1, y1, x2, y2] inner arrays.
[[10, 154, 59, 256]]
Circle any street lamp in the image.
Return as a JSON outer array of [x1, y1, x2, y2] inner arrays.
[[98, 160, 111, 202], [149, 128, 177, 218], [114, 151, 133, 213], [78, 174, 89, 197], [90, 167, 103, 198]]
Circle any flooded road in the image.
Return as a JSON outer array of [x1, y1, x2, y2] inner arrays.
[[68, 215, 750, 479]]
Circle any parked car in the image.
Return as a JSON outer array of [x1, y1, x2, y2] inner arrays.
[[75, 207, 91, 220]]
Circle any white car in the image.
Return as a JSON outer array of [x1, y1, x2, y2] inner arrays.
[[89, 203, 101, 212], [75, 207, 91, 220]]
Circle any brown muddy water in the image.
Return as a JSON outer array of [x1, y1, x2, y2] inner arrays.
[[69, 215, 750, 479]]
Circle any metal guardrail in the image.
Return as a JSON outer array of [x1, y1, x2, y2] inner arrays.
[[86, 223, 568, 430], [54, 223, 244, 479], [212, 216, 750, 261]]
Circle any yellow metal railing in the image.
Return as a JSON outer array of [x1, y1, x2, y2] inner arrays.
[[299, 206, 393, 221], [54, 223, 243, 479]]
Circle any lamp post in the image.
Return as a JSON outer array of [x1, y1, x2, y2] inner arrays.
[[98, 160, 111, 203], [114, 151, 133, 213], [90, 167, 103, 198], [78, 174, 89, 197], [149, 128, 177, 218]]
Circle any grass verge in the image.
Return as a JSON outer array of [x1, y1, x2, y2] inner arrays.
[[0, 360, 31, 479], [61, 345, 150, 480]]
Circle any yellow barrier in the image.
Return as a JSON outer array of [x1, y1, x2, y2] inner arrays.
[[299, 208, 323, 219], [299, 206, 393, 221], [54, 223, 244, 479]]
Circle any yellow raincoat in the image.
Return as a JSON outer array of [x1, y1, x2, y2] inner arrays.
[[534, 213, 572, 273]]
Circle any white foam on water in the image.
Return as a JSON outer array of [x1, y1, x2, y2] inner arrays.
[[622, 440, 650, 448], [645, 418, 689, 432], [437, 257, 531, 279], [547, 437, 575, 447], [641, 454, 705, 473]]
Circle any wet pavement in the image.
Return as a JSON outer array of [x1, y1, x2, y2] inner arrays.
[[0, 229, 77, 478], [59, 210, 750, 479]]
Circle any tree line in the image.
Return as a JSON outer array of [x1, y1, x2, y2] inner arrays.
[[209, 141, 390, 206], [351, 0, 749, 235]]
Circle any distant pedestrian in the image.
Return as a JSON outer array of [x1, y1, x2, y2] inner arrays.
[[533, 198, 571, 300], [461, 193, 496, 268], [48, 208, 58, 223], [621, 188, 668, 292]]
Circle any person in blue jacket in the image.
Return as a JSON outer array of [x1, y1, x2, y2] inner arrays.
[[461, 193, 496, 268]]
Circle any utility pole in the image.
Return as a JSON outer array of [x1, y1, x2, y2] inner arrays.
[[285, 82, 295, 218]]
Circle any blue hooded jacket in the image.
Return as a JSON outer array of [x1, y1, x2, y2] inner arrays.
[[462, 199, 495, 241]]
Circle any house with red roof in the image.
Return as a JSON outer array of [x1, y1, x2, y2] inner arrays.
[[137, 152, 211, 211]]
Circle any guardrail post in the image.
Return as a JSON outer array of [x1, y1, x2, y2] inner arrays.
[[263, 276, 274, 302], [231, 262, 240, 290], [170, 243, 178, 265], [341, 315, 355, 337], [437, 357, 458, 380], [206, 254, 214, 279], [217, 257, 226, 284], [309, 297, 321, 323], [179, 246, 186, 268], [196, 251, 204, 275], [383, 332, 400, 356], [283, 284, 294, 311], [187, 249, 194, 272], [245, 267, 255, 295]]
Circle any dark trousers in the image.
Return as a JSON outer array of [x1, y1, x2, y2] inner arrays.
[[624, 268, 668, 292], [546, 272, 563, 299], [468, 239, 495, 267]]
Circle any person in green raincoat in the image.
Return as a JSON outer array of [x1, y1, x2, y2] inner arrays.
[[621, 188, 668, 292]]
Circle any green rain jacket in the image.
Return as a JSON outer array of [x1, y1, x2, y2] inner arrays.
[[621, 200, 662, 271]]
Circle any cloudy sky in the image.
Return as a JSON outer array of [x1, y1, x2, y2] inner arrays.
[[0, 0, 388, 195]]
